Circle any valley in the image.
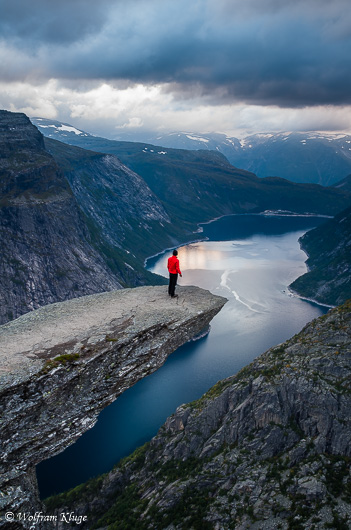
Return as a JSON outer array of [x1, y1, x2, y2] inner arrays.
[[3, 110, 350, 324]]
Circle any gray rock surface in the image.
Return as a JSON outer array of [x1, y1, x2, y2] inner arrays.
[[0, 285, 226, 525], [51, 300, 351, 529]]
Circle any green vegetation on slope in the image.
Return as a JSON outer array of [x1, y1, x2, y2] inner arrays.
[[291, 204, 351, 306]]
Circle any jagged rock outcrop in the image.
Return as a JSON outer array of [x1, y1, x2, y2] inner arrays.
[[0, 285, 226, 526], [290, 205, 351, 306], [49, 300, 351, 529]]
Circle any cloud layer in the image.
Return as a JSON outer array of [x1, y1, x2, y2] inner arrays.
[[1, 0, 351, 135]]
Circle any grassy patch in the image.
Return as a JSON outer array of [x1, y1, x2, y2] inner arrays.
[[41, 353, 80, 373]]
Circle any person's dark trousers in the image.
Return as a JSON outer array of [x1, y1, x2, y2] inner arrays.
[[169, 273, 178, 296]]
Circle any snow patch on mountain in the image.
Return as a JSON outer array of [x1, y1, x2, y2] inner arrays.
[[58, 124, 85, 135], [185, 134, 210, 143], [31, 118, 88, 137]]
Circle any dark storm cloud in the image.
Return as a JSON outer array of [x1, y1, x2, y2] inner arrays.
[[0, 0, 115, 44], [1, 0, 351, 108]]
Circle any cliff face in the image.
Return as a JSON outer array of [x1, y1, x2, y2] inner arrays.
[[51, 300, 351, 529], [0, 111, 123, 325], [0, 285, 226, 524], [44, 137, 182, 261], [290, 205, 351, 306], [0, 111, 168, 326]]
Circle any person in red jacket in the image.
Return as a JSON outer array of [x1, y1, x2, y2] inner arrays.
[[167, 249, 182, 298]]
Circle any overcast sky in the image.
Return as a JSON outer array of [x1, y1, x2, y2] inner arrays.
[[1, 0, 351, 138]]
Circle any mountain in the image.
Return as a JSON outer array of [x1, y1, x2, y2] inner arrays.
[[144, 131, 351, 187], [233, 132, 351, 186], [146, 131, 351, 187], [45, 298, 351, 529], [31, 120, 351, 186], [31, 118, 351, 224], [0, 111, 166, 325], [42, 138, 185, 264], [290, 204, 351, 306], [120, 130, 242, 161]]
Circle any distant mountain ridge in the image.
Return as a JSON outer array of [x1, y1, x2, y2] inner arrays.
[[138, 130, 351, 186], [30, 117, 351, 224], [32, 118, 351, 186], [140, 132, 351, 186]]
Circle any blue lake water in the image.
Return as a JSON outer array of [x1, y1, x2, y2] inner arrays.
[[37, 214, 328, 498]]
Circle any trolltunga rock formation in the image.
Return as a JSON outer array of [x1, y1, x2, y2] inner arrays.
[[0, 285, 226, 525]]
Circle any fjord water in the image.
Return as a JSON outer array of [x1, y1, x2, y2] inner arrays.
[[37, 214, 328, 498]]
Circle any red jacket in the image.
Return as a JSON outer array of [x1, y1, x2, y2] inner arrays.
[[167, 255, 181, 275]]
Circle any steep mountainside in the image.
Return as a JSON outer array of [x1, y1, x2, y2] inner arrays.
[[0, 111, 165, 325], [234, 132, 351, 186], [32, 119, 351, 186], [44, 138, 186, 260], [290, 205, 351, 306], [31, 119, 351, 223], [0, 111, 122, 324], [45, 299, 351, 530]]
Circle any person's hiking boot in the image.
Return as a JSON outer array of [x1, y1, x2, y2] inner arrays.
[[171, 294, 178, 298]]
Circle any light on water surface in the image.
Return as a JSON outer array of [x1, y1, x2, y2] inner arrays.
[[37, 214, 328, 498]]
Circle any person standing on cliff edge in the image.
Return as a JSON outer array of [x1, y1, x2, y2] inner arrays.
[[167, 249, 182, 298]]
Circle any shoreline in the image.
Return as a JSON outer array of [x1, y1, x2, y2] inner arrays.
[[291, 225, 335, 309], [143, 236, 209, 267], [287, 287, 335, 309], [144, 210, 330, 268]]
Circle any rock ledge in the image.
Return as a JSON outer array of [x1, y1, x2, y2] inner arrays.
[[0, 285, 226, 521]]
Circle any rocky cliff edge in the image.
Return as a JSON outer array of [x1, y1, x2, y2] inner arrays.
[[0, 285, 226, 523]]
